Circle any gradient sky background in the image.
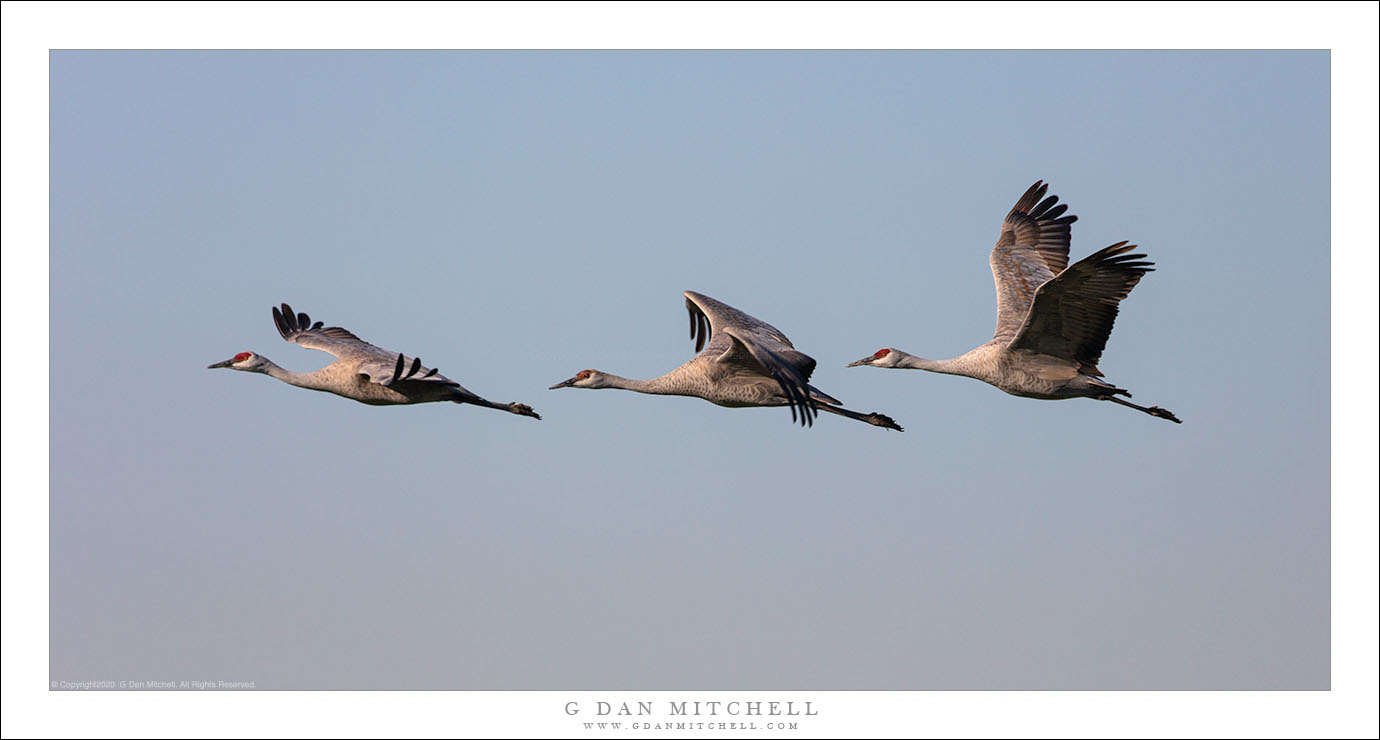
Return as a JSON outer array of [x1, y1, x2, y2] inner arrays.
[[43, 49, 1332, 692]]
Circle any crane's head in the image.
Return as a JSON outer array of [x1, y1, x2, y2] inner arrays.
[[548, 369, 606, 390], [846, 348, 902, 368], [208, 351, 267, 372]]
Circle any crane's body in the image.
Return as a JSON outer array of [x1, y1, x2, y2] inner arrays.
[[209, 303, 541, 418], [235, 353, 461, 406], [866, 341, 1129, 400], [551, 291, 901, 431], [848, 181, 1180, 423]]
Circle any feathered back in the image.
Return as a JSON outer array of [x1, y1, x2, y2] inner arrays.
[[683, 291, 819, 426]]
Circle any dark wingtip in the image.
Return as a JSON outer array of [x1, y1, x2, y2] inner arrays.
[[272, 306, 288, 337], [689, 308, 709, 353], [799, 395, 817, 429], [275, 303, 304, 335]]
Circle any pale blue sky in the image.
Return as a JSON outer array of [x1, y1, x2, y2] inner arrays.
[[39, 50, 1336, 693]]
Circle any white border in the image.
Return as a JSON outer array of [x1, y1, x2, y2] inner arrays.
[[4, 3, 1376, 738]]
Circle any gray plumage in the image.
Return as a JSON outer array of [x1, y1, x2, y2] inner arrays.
[[209, 303, 540, 419], [551, 291, 902, 431], [848, 181, 1180, 424]]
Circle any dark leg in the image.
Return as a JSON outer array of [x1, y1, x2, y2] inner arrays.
[[503, 402, 541, 420], [457, 395, 542, 420], [814, 403, 904, 431], [1104, 396, 1181, 424]]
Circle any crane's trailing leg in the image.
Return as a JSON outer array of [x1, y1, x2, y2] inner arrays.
[[456, 394, 541, 420], [504, 402, 542, 420], [813, 404, 904, 432], [1103, 395, 1181, 424]]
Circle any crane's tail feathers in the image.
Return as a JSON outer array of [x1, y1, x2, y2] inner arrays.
[[808, 388, 843, 406], [815, 404, 904, 432], [1084, 376, 1131, 398]]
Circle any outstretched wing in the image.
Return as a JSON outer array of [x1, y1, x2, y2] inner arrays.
[[685, 290, 795, 353], [721, 329, 819, 426], [1007, 242, 1154, 375], [273, 303, 386, 359], [989, 181, 1078, 343], [684, 291, 819, 427], [355, 352, 460, 389], [273, 302, 479, 396]]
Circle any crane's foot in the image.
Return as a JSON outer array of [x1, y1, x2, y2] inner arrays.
[[508, 403, 542, 420], [1149, 406, 1181, 424], [868, 413, 904, 432]]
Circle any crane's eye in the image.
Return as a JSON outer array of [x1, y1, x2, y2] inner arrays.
[[234, 352, 252, 363], [873, 349, 890, 359], [576, 370, 592, 380]]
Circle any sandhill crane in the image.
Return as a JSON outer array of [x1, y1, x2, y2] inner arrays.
[[550, 291, 902, 431], [847, 181, 1181, 423], [209, 303, 541, 419]]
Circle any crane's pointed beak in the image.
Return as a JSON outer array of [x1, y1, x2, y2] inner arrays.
[[548, 377, 577, 390], [208, 359, 234, 369], [845, 357, 872, 368]]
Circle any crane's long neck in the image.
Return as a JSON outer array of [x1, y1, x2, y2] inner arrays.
[[598, 372, 694, 396], [893, 351, 982, 377], [259, 359, 333, 392], [897, 356, 963, 374]]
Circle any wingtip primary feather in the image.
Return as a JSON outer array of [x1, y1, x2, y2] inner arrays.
[[272, 305, 289, 337], [686, 298, 710, 353]]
